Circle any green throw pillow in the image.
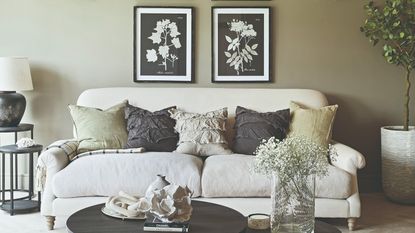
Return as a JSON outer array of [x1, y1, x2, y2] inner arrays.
[[288, 102, 338, 148], [68, 101, 128, 153]]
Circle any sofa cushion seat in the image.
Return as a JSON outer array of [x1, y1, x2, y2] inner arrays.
[[52, 152, 203, 198], [201, 154, 353, 199]]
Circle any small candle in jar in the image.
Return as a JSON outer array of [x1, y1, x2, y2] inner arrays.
[[247, 213, 270, 230]]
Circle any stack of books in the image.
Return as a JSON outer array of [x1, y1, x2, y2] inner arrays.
[[143, 216, 190, 232]]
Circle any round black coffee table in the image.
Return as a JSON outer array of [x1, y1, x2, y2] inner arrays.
[[66, 201, 340, 233]]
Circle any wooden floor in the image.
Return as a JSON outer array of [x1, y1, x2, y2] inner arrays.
[[0, 193, 414, 233]]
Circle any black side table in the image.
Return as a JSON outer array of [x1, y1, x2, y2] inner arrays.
[[0, 124, 34, 191], [0, 123, 43, 215], [0, 145, 43, 215]]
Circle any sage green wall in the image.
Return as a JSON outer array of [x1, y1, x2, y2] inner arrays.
[[1, 0, 412, 192]]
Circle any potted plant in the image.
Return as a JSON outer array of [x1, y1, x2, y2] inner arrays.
[[361, 0, 415, 204], [253, 137, 333, 233]]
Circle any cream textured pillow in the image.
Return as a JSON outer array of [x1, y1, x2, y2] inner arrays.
[[288, 102, 338, 148], [68, 101, 128, 154], [169, 108, 232, 156]]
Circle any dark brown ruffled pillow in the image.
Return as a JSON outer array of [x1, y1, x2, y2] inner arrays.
[[125, 104, 178, 152], [232, 106, 290, 155]]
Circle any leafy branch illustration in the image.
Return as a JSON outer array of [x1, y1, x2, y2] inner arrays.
[[146, 19, 182, 71], [224, 19, 258, 75]]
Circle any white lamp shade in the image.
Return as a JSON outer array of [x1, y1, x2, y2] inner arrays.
[[0, 57, 33, 91]]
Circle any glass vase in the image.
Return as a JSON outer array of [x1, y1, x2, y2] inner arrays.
[[271, 174, 316, 233]]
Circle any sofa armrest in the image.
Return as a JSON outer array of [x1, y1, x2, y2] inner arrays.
[[37, 139, 78, 175], [36, 139, 78, 216], [330, 141, 366, 175]]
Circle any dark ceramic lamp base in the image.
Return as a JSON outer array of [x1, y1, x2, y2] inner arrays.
[[0, 91, 26, 127]]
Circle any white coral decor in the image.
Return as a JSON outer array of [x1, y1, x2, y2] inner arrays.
[[16, 138, 36, 148], [147, 184, 193, 223]]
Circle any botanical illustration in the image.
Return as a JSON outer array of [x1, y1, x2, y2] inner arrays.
[[146, 19, 182, 72], [224, 19, 258, 75]]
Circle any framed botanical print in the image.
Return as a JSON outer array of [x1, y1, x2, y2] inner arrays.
[[134, 7, 194, 82], [212, 7, 271, 82]]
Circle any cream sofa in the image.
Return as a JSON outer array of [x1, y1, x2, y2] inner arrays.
[[37, 87, 366, 231]]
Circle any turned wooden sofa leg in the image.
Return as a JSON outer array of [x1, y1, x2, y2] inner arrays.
[[46, 216, 56, 230], [347, 217, 356, 231]]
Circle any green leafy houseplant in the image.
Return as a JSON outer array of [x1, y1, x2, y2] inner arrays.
[[360, 0, 415, 130]]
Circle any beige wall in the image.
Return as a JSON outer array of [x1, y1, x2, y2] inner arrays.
[[1, 0, 413, 192]]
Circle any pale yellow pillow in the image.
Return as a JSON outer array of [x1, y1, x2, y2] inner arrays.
[[288, 102, 338, 148]]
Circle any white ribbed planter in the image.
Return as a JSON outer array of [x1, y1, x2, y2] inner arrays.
[[381, 126, 415, 204]]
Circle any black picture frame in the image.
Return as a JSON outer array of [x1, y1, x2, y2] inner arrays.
[[133, 6, 195, 83], [211, 7, 271, 83]]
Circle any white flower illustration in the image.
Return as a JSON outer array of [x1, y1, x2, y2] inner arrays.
[[155, 21, 164, 33], [224, 19, 258, 75], [148, 32, 162, 44], [230, 20, 245, 33], [146, 19, 182, 71], [172, 38, 182, 49], [146, 49, 158, 62], [168, 22, 181, 38], [160, 19, 171, 27], [241, 24, 257, 37], [158, 45, 170, 59]]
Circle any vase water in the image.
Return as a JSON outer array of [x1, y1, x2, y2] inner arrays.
[[271, 174, 315, 233]]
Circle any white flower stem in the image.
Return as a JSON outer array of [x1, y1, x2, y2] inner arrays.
[[164, 29, 168, 71], [236, 32, 243, 74]]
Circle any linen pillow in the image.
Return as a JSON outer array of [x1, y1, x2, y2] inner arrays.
[[233, 106, 290, 155], [169, 108, 232, 156], [68, 101, 128, 154], [288, 102, 338, 148], [125, 104, 178, 152]]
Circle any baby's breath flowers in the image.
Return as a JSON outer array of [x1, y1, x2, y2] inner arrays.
[[253, 136, 334, 182], [253, 136, 337, 232]]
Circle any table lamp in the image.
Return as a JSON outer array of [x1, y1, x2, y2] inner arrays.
[[0, 57, 33, 127]]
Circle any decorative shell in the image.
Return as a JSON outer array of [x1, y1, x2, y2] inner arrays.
[[145, 174, 170, 198], [105, 191, 151, 218], [16, 138, 35, 148], [147, 184, 193, 223]]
